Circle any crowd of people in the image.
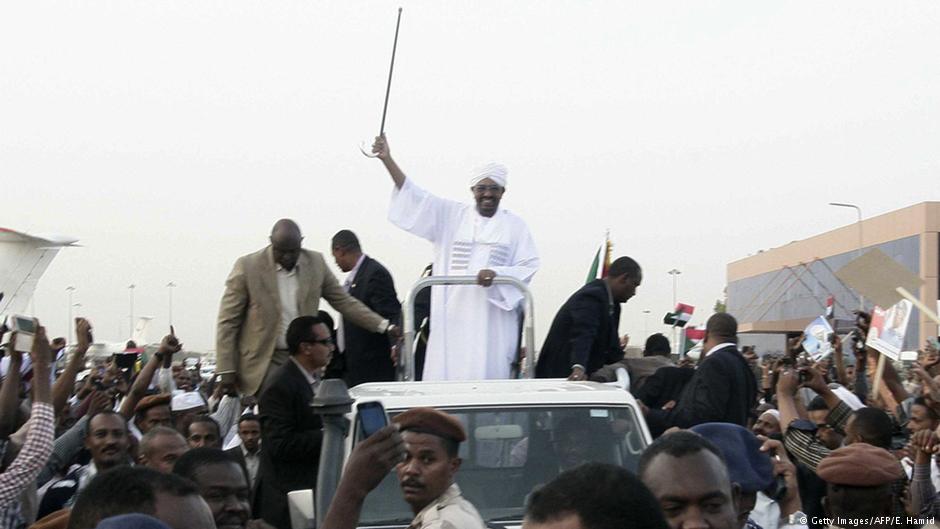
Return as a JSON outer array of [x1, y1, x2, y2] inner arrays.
[[2, 133, 939, 529]]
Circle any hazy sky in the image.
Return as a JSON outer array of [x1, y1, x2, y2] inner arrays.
[[3, 1, 938, 352]]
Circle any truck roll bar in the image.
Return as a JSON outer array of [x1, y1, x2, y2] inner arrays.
[[399, 275, 536, 381]]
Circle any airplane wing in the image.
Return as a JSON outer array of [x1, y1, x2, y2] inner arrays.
[[0, 227, 78, 316]]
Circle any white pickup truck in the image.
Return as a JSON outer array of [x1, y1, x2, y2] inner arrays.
[[307, 378, 652, 529], [298, 276, 652, 528]]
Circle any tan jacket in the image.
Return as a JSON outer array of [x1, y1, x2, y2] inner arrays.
[[216, 246, 385, 395], [407, 484, 486, 529]]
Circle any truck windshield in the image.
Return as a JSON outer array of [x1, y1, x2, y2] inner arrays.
[[355, 405, 647, 526]]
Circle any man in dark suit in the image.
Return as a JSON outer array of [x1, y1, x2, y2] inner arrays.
[[331, 230, 401, 387], [258, 315, 333, 529], [643, 313, 758, 437], [536, 257, 642, 380], [225, 414, 262, 515]]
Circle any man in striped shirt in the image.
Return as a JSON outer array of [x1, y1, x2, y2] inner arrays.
[[0, 323, 56, 526]]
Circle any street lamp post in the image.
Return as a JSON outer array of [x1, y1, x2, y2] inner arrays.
[[829, 202, 864, 310], [167, 282, 177, 327], [128, 284, 136, 338], [66, 286, 75, 343], [667, 269, 682, 352], [642, 309, 651, 339]]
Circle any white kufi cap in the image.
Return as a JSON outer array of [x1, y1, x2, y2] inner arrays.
[[761, 409, 781, 421], [171, 391, 207, 412]]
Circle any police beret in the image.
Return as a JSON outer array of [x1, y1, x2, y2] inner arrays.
[[96, 514, 171, 529], [690, 422, 774, 494], [817, 443, 904, 487], [392, 407, 466, 443], [134, 393, 171, 415]]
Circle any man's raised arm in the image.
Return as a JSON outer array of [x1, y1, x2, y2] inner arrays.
[[119, 333, 179, 420], [52, 317, 92, 418], [372, 134, 406, 189]]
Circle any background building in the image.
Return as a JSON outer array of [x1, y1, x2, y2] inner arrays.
[[727, 202, 939, 354]]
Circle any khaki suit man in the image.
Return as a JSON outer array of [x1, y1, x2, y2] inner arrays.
[[216, 219, 398, 396]]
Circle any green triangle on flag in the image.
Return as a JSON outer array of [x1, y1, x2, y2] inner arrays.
[[586, 247, 601, 284]]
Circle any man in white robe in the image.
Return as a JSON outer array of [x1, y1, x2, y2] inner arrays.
[[371, 134, 540, 380]]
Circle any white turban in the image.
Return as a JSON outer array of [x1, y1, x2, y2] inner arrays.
[[761, 409, 781, 421], [469, 162, 508, 188]]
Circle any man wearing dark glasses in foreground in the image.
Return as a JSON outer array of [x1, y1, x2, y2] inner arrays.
[[257, 315, 336, 529]]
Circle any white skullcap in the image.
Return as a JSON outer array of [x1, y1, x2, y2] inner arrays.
[[469, 162, 508, 188], [829, 384, 866, 411], [761, 409, 781, 421], [171, 391, 207, 412]]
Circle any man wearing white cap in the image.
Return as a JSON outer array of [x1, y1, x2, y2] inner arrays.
[[752, 409, 782, 437], [371, 134, 540, 380], [171, 391, 241, 447]]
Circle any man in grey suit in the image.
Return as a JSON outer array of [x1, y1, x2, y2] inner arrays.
[[216, 219, 400, 396]]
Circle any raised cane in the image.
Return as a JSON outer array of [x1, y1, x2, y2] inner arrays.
[[360, 8, 403, 158]]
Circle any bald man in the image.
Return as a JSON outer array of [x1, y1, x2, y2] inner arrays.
[[217, 219, 400, 395]]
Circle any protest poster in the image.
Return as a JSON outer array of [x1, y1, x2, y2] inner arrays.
[[802, 316, 834, 361], [866, 299, 914, 361]]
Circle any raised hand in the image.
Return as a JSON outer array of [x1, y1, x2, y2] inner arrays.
[[371, 134, 391, 160], [30, 322, 53, 402], [30, 323, 52, 371], [758, 436, 802, 515], [776, 368, 800, 396], [787, 334, 805, 359], [88, 390, 114, 415], [854, 310, 871, 337], [910, 429, 940, 464], [343, 425, 405, 492], [158, 331, 182, 357], [76, 318, 93, 351]]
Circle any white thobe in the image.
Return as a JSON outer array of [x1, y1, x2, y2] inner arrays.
[[389, 178, 540, 380]]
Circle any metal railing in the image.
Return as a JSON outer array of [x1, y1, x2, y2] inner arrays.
[[399, 275, 536, 381]]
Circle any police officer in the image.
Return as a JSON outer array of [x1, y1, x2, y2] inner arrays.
[[392, 408, 485, 529]]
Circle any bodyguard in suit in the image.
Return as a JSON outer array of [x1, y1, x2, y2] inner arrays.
[[258, 315, 333, 529], [643, 313, 758, 437], [536, 257, 642, 380], [216, 219, 400, 396], [330, 230, 402, 387]]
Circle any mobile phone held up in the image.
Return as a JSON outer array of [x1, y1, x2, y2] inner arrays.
[[357, 401, 389, 440], [1, 315, 36, 354]]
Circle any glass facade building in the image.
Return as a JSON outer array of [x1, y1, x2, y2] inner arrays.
[[727, 202, 939, 354]]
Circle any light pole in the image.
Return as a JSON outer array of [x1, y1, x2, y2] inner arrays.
[[128, 284, 136, 337], [829, 202, 864, 310], [167, 282, 177, 327], [642, 309, 651, 339], [667, 269, 682, 352], [66, 286, 75, 343]]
